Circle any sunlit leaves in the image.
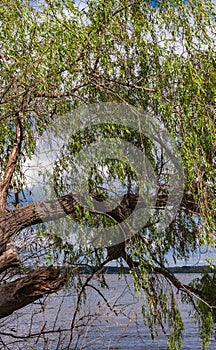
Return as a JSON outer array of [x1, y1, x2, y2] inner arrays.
[[0, 0, 215, 347]]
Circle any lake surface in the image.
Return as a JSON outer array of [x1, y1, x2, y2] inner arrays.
[[0, 274, 216, 349]]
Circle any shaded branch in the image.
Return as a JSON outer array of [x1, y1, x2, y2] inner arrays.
[[0, 266, 65, 319], [0, 114, 24, 212], [0, 53, 25, 212], [0, 190, 199, 250], [0, 248, 20, 274]]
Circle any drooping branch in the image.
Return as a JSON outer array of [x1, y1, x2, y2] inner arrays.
[[0, 266, 65, 319], [34, 82, 89, 99], [115, 246, 211, 310]]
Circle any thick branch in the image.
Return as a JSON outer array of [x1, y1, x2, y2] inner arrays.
[[0, 191, 198, 249], [0, 266, 65, 319], [0, 248, 20, 274], [0, 53, 25, 212], [0, 115, 24, 212], [0, 193, 78, 248]]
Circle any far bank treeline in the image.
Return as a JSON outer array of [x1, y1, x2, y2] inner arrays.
[[77, 265, 216, 274]]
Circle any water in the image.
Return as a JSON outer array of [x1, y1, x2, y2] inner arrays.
[[0, 274, 215, 349]]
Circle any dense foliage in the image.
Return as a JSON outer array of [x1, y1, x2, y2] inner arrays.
[[0, 0, 215, 349]]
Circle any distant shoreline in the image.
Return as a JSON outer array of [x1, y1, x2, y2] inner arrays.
[[77, 265, 215, 274], [23, 265, 215, 275]]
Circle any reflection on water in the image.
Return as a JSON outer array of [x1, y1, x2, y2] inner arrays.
[[0, 274, 215, 349]]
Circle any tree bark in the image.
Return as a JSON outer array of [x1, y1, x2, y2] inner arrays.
[[0, 190, 198, 250], [0, 266, 65, 319], [0, 248, 20, 274]]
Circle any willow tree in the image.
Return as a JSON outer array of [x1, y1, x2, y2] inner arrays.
[[0, 0, 215, 348]]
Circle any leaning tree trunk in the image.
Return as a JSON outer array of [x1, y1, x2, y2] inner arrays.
[[0, 190, 199, 319]]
